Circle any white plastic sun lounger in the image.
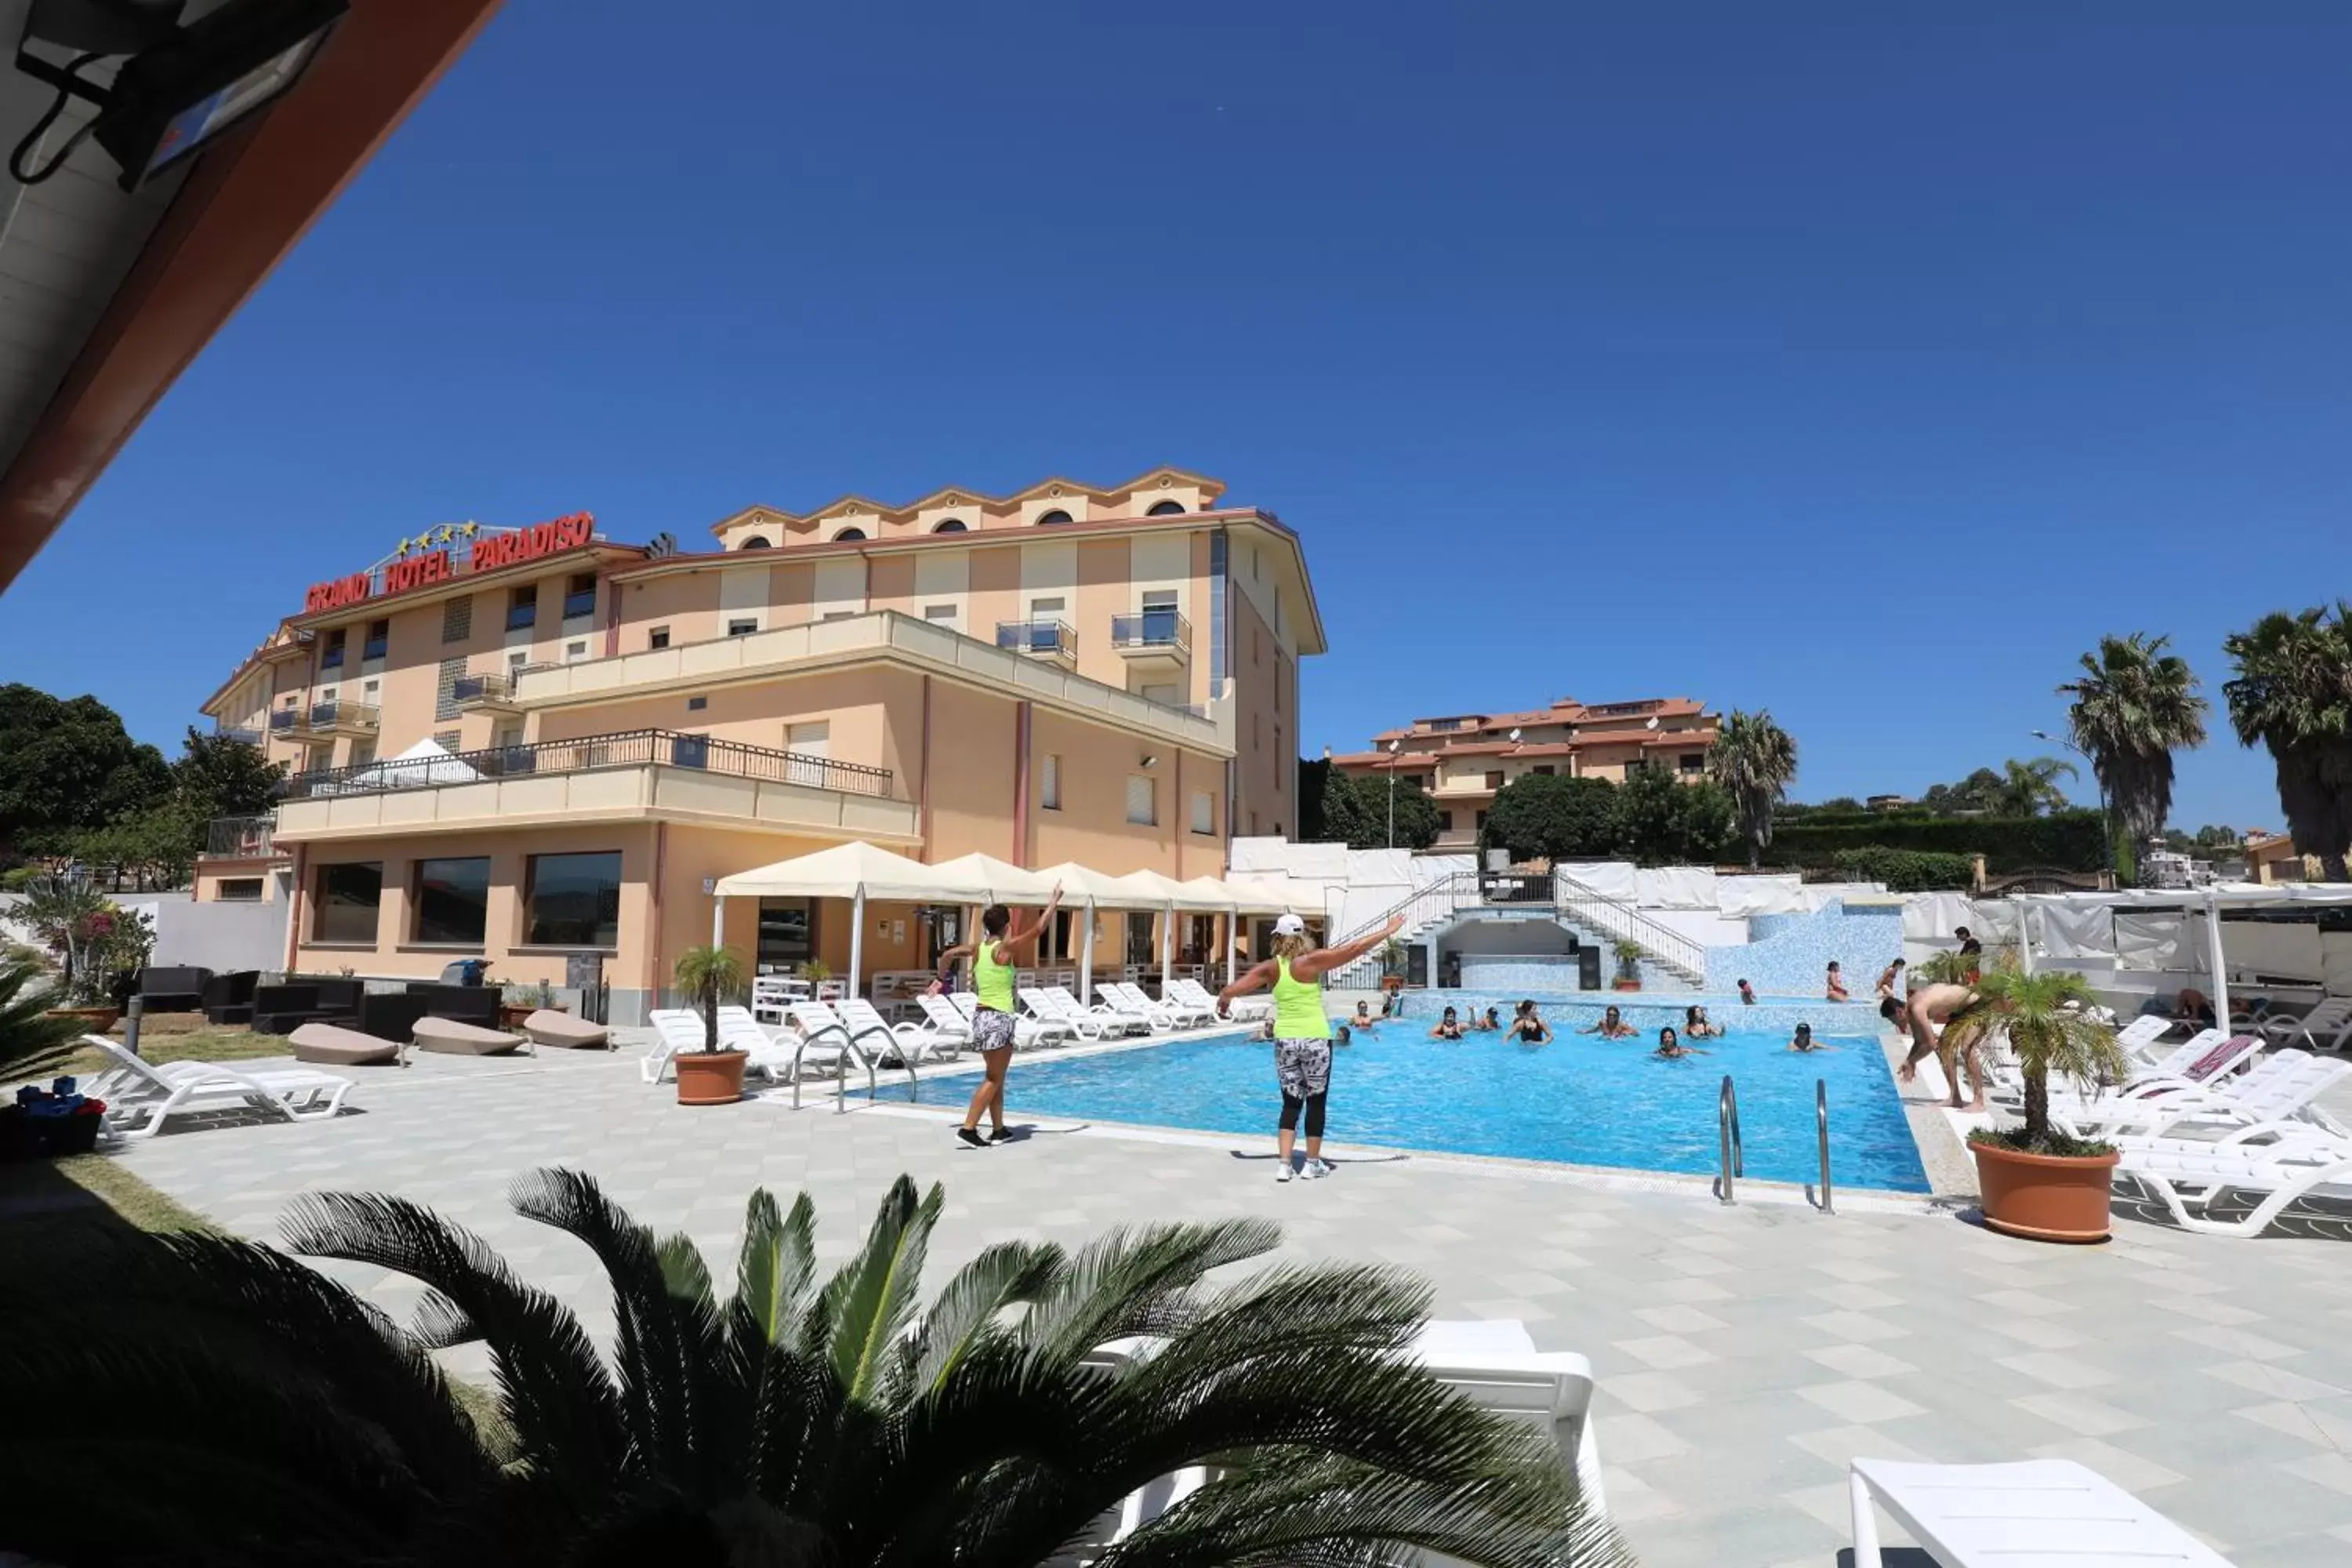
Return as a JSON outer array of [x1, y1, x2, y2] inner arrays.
[[645, 1008, 801, 1085], [1407, 1321, 1606, 1519], [1109, 980, 1210, 1031], [2262, 996, 2352, 1053], [1044, 985, 1153, 1036], [2048, 1049, 2352, 1142], [2112, 1014, 2176, 1058], [839, 996, 958, 1065], [1849, 1457, 2236, 1566], [2114, 1132, 2352, 1238], [916, 993, 974, 1046], [82, 1038, 354, 1141], [1998, 1031, 2251, 1109], [946, 989, 1071, 1047], [1174, 975, 1269, 1022]]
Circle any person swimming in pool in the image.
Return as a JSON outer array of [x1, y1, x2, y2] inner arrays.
[[1468, 1005, 1500, 1033], [1737, 978, 1757, 1006], [1654, 1026, 1706, 1060], [1876, 959, 1905, 1001], [1825, 961, 1851, 1003], [1429, 1005, 1465, 1040], [1581, 1004, 1639, 1040], [1684, 1004, 1724, 1040], [1788, 1022, 1835, 1053], [1350, 1000, 1382, 1033], [1501, 1001, 1552, 1044]]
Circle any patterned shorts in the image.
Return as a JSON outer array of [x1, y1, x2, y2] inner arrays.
[[1275, 1038, 1332, 1100], [971, 1005, 1018, 1052]]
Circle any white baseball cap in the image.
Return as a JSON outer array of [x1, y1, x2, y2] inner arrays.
[[1273, 913, 1307, 937]]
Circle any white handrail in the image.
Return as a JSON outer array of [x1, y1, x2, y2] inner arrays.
[[1553, 876, 1708, 978]]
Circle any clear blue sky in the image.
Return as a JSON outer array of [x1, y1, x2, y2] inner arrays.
[[3, 2, 2347, 830]]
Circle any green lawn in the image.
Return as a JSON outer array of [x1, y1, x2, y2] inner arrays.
[[60, 1025, 286, 1078]]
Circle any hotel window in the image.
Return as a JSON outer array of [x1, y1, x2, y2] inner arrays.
[[1125, 775, 1157, 826], [736, 535, 771, 550], [361, 619, 388, 661], [649, 626, 670, 649], [1029, 595, 1064, 619], [833, 526, 867, 542], [1534, 764, 1555, 777], [728, 618, 757, 637], [821, 611, 854, 622], [506, 586, 537, 631], [565, 641, 588, 662], [412, 856, 492, 945], [563, 572, 597, 621], [216, 877, 263, 902], [932, 518, 967, 533], [312, 862, 383, 943], [1679, 753, 1704, 774], [1036, 509, 1072, 526], [524, 851, 623, 947], [1485, 771, 1504, 789], [924, 604, 957, 623], [688, 695, 708, 712], [350, 740, 375, 769], [441, 596, 472, 644], [1148, 500, 1186, 516], [1439, 811, 1455, 832], [321, 629, 346, 670], [1475, 811, 1489, 830], [1190, 789, 1214, 835], [1041, 753, 1061, 810]]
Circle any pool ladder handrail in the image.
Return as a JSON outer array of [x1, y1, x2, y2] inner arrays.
[[1807, 1078, 1835, 1214], [1715, 1074, 1744, 1204]]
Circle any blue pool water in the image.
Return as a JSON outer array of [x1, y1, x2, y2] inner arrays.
[[870, 1023, 1930, 1193]]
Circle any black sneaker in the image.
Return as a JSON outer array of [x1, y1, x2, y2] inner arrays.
[[987, 1127, 1017, 1144], [956, 1127, 987, 1149]]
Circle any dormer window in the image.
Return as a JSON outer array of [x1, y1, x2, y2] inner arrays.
[[1036, 509, 1072, 526], [932, 518, 967, 533], [1147, 500, 1186, 516], [833, 527, 867, 542], [736, 535, 771, 550]]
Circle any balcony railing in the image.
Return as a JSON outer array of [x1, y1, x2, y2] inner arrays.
[[205, 815, 278, 859], [307, 701, 380, 730], [996, 619, 1077, 659], [1110, 609, 1192, 657], [451, 672, 513, 704], [274, 728, 895, 802], [212, 724, 263, 745], [269, 710, 300, 731]]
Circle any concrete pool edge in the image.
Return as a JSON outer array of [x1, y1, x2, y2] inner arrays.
[[788, 1026, 1961, 1210]]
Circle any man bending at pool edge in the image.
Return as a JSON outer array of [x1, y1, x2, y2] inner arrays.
[[1885, 983, 1986, 1112]]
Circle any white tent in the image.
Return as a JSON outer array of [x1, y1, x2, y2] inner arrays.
[[318, 736, 479, 797], [712, 842, 996, 1000], [2012, 883, 2352, 1022], [927, 853, 1059, 903], [1032, 862, 1189, 1002]]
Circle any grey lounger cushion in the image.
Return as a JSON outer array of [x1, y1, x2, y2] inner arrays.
[[290, 1022, 403, 1067], [523, 1009, 608, 1049], [412, 1017, 528, 1056]]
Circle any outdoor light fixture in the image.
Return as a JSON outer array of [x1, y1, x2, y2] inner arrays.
[[1139, 753, 1158, 768], [12, 0, 347, 191]]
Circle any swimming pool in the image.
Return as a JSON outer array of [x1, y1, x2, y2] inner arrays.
[[869, 1024, 1932, 1193]]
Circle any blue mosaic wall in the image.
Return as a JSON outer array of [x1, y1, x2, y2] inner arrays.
[[1703, 901, 1900, 1000], [1394, 988, 1883, 1040], [1455, 954, 1582, 993]]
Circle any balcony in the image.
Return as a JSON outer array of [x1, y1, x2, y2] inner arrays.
[[212, 724, 263, 746], [305, 701, 380, 736], [271, 728, 915, 846], [203, 815, 279, 860], [451, 672, 520, 713], [269, 710, 301, 733], [996, 619, 1078, 671], [1110, 608, 1191, 673]]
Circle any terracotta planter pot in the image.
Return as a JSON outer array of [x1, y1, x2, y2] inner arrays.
[[45, 1006, 118, 1035], [1379, 975, 1403, 993], [1612, 978, 1641, 993], [1972, 1139, 2118, 1243], [675, 1049, 748, 1107]]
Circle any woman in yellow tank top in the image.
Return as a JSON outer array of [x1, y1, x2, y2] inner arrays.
[[1216, 910, 1404, 1181], [930, 882, 1062, 1149]]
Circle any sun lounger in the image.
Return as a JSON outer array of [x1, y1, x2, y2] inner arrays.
[[1042, 985, 1152, 1037], [915, 993, 974, 1047], [839, 995, 958, 1064], [2262, 996, 2352, 1053], [1407, 1324, 1605, 1516], [2114, 1131, 2352, 1238], [1173, 975, 1268, 1022], [81, 1037, 354, 1140], [643, 1008, 799, 1085], [289, 1022, 405, 1067], [2048, 1048, 2351, 1141], [411, 1017, 530, 1057], [946, 989, 1070, 1047], [2113, 1014, 2174, 1057], [1998, 1031, 2251, 1109], [1849, 1457, 2236, 1566], [522, 1009, 609, 1050], [1110, 980, 1212, 1030]]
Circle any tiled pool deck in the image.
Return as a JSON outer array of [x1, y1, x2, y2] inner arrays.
[[61, 1036, 2352, 1566]]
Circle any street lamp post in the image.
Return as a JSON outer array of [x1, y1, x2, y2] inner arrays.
[[2031, 729, 2115, 886], [1386, 739, 1400, 848]]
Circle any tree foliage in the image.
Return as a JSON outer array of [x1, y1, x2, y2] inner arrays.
[[1609, 768, 1733, 866], [1705, 710, 1798, 869], [1311, 765, 1439, 851], [1947, 968, 2129, 1152], [1828, 846, 1976, 891], [0, 1169, 1626, 1568], [2059, 633, 2209, 857], [2223, 604, 2352, 882], [0, 684, 170, 857], [1482, 774, 1619, 862], [1769, 811, 2109, 873]]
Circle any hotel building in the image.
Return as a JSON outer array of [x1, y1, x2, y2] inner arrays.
[[1330, 697, 1722, 849], [194, 470, 1321, 1021]]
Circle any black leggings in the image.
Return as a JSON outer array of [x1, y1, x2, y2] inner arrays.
[[1278, 1088, 1328, 1140]]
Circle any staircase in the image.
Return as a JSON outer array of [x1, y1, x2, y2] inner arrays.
[[1324, 870, 1710, 989]]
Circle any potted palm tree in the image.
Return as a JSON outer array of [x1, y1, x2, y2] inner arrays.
[[1378, 937, 1407, 995], [1611, 938, 1644, 992], [1943, 967, 2131, 1242], [672, 943, 748, 1106]]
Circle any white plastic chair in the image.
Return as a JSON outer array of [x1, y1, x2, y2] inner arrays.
[[840, 996, 956, 1064], [2049, 1048, 2351, 1141], [1112, 980, 1211, 1029], [1043, 985, 1152, 1036], [646, 1008, 800, 1085], [946, 989, 1071, 1047], [2114, 1128, 2352, 1238], [1174, 975, 1269, 1022], [2263, 996, 2352, 1053], [80, 1038, 354, 1141]]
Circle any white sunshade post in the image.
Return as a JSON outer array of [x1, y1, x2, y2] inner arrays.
[[1229, 905, 1240, 985], [711, 895, 725, 949], [2018, 902, 2034, 976], [848, 884, 867, 1006], [2205, 888, 2230, 1027], [1080, 901, 1097, 1007], [1161, 902, 1174, 993]]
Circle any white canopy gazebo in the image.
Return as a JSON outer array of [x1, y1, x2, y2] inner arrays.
[[711, 843, 995, 1000], [1032, 862, 1190, 1002], [2011, 882, 2352, 1025], [926, 852, 1059, 903]]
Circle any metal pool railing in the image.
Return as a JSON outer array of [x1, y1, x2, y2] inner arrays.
[[1715, 1074, 1744, 1204], [1809, 1079, 1835, 1214]]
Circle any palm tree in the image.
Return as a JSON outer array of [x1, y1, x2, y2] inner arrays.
[[0, 1171, 1626, 1567], [0, 947, 81, 1080], [672, 943, 745, 1051], [1704, 709, 1798, 869], [2223, 605, 2352, 882], [1994, 756, 2077, 818], [1943, 968, 2128, 1152], [2057, 633, 2209, 853]]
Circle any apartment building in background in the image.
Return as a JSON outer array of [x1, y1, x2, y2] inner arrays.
[[194, 470, 1322, 1019], [1330, 696, 1721, 848]]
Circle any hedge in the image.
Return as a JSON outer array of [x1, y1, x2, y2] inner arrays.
[[1769, 810, 2107, 873], [1829, 847, 1976, 892]]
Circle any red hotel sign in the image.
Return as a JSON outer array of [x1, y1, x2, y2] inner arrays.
[[302, 512, 596, 614]]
